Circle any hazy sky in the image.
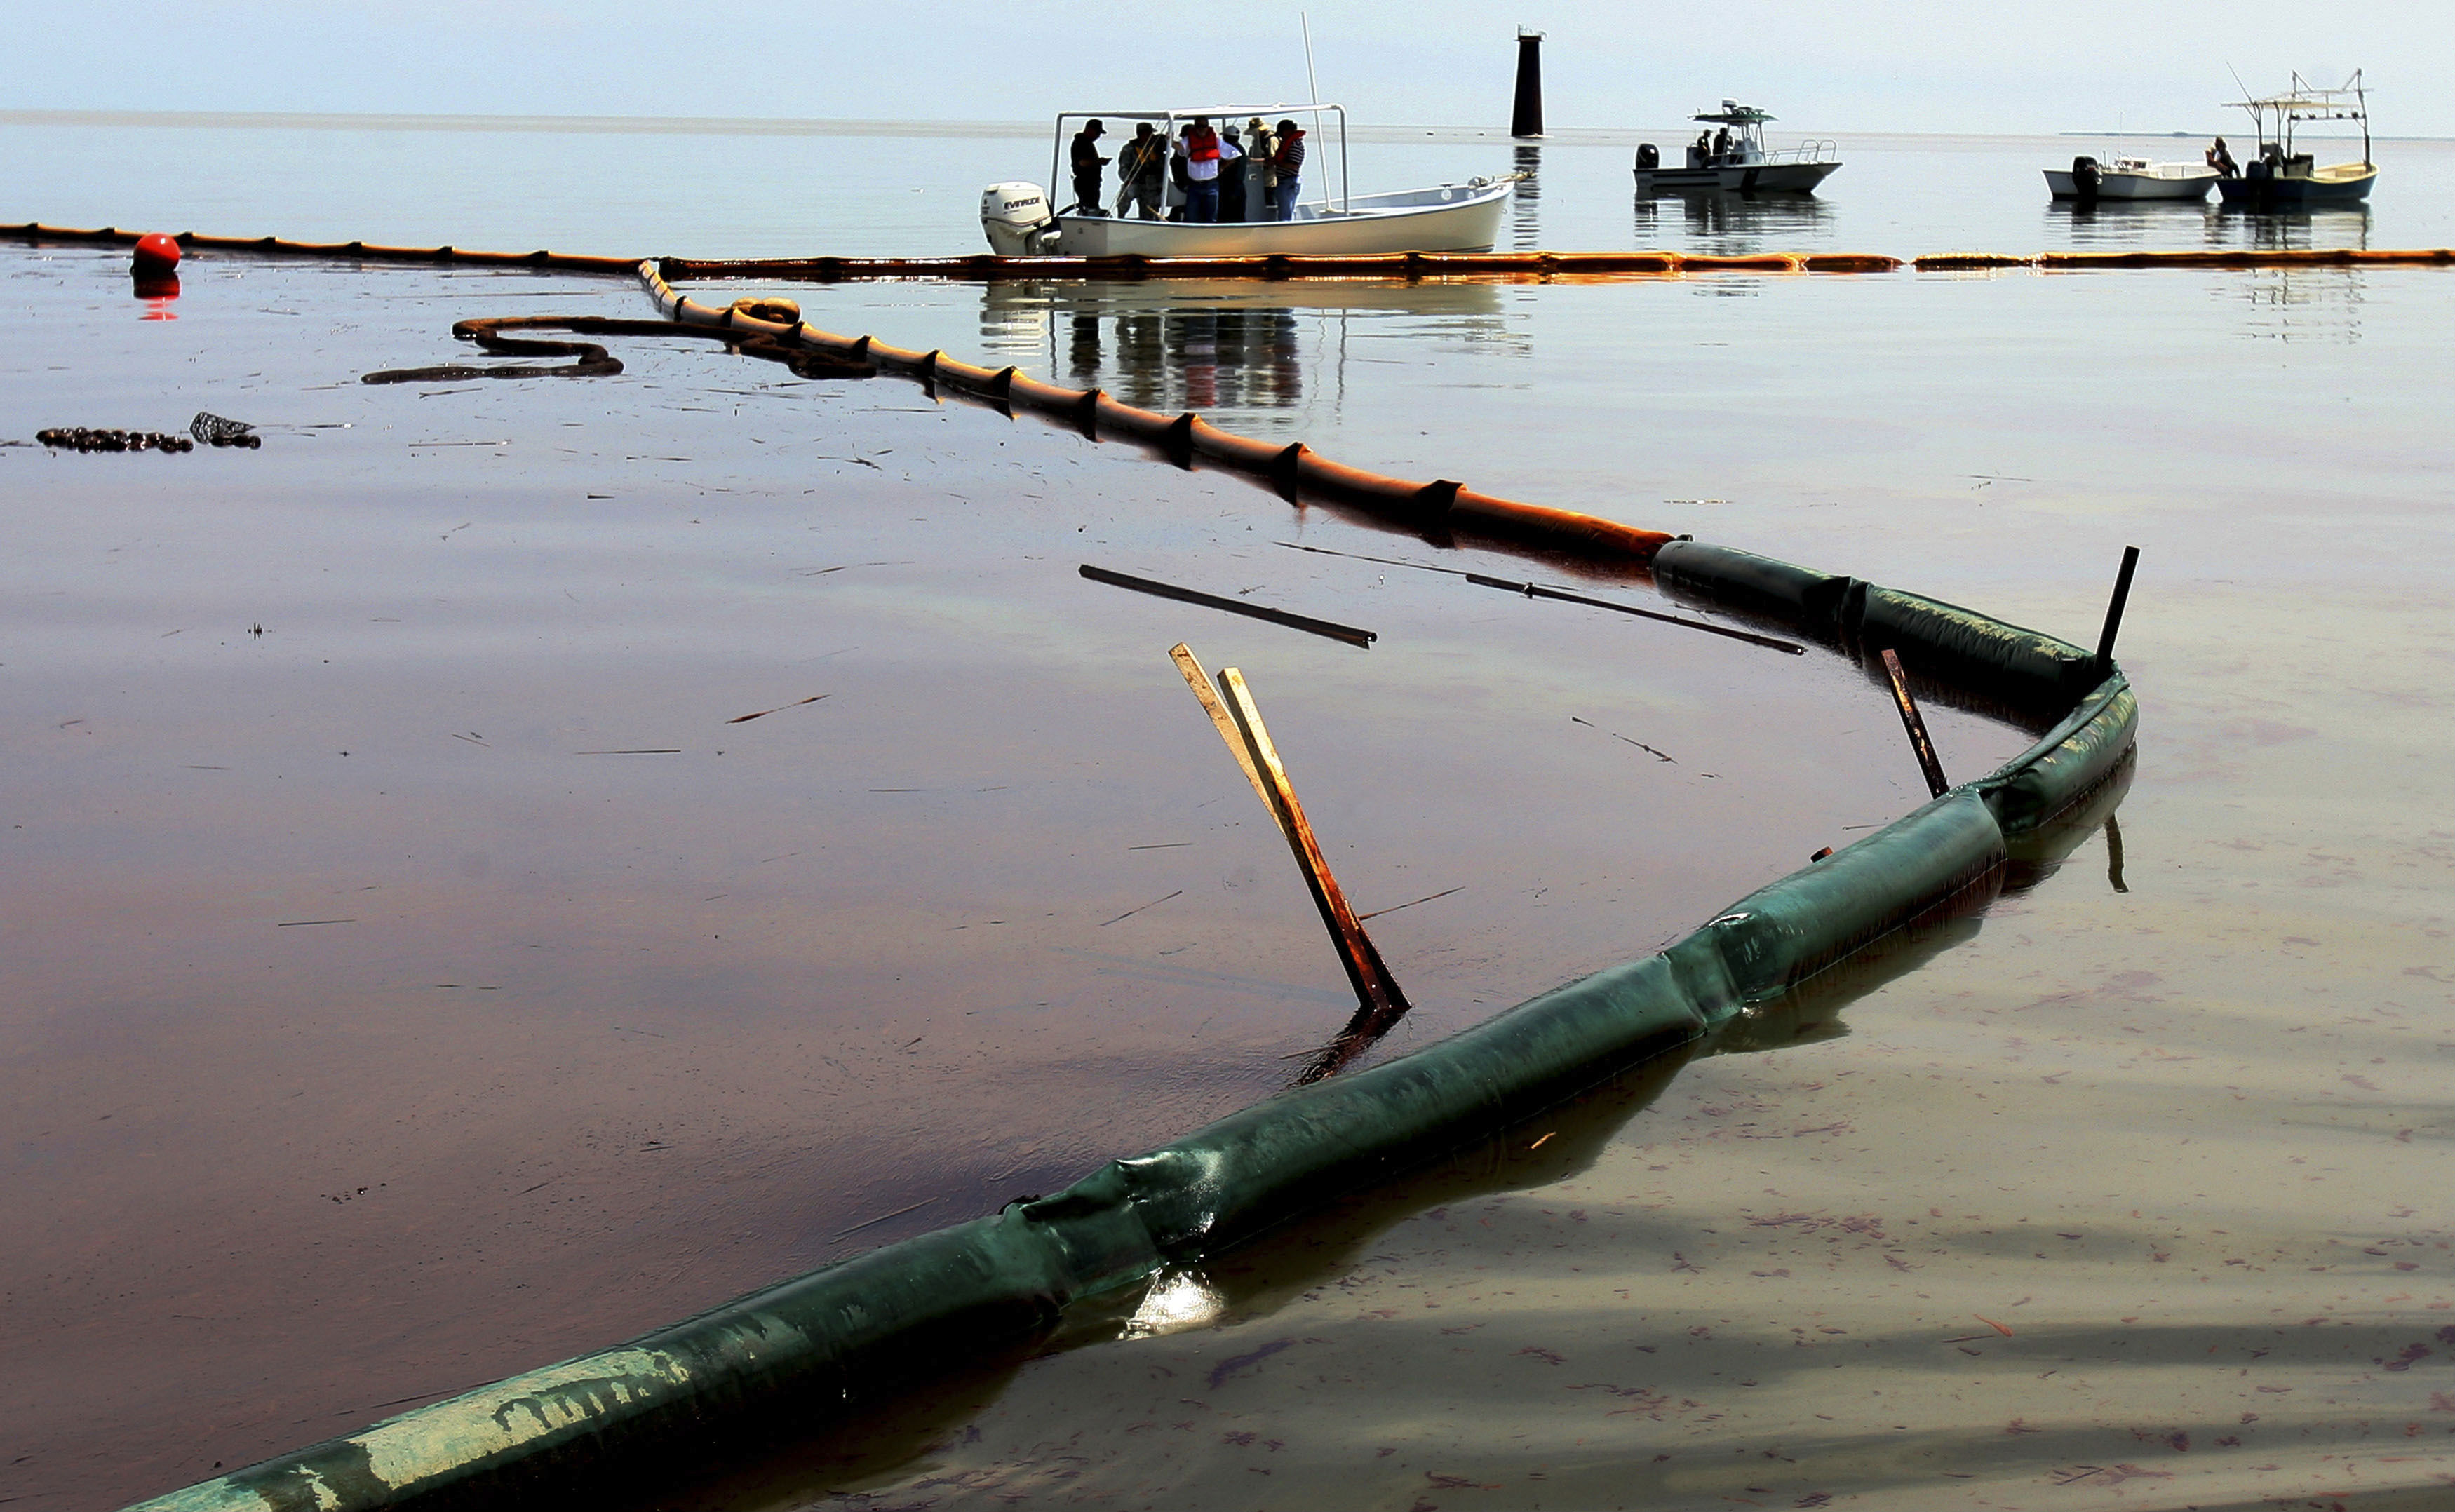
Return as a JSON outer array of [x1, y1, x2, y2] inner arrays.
[[10, 2, 2444, 136]]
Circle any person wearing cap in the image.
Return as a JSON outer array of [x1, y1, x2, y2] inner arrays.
[[1271, 120, 1306, 221], [1070, 119, 1110, 214]]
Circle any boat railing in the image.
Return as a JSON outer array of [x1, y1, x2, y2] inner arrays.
[[1768, 140, 1838, 166]]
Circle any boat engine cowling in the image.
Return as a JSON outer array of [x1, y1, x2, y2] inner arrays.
[[981, 182, 1059, 255]]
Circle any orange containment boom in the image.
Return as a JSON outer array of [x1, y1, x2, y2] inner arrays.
[[654, 250, 1904, 283], [629, 260, 1677, 567], [20, 222, 2453, 280], [1917, 247, 2455, 271]]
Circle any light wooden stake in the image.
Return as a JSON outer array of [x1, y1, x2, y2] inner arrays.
[[1171, 643, 1408, 1021]]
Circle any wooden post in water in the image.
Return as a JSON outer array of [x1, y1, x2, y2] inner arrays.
[[1881, 647, 1951, 799], [1169, 642, 1285, 839], [2096, 544, 2141, 677], [1171, 644, 1407, 1020]]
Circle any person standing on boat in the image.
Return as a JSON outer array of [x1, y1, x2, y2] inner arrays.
[[1117, 122, 1167, 218], [1271, 120, 1305, 221], [2207, 136, 2238, 177], [1244, 118, 1275, 219], [1184, 116, 1223, 222], [1216, 128, 1246, 220], [1712, 126, 1731, 161], [1070, 119, 1110, 215]]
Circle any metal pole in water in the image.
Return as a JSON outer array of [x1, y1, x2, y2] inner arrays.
[[1511, 29, 1545, 138]]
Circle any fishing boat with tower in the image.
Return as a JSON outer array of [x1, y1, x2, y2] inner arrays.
[[2217, 71, 2376, 210]]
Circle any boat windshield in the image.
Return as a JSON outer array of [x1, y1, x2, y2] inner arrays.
[[1047, 102, 1350, 216], [1689, 102, 1773, 155]]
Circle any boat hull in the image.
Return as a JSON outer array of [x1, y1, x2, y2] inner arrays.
[[2216, 166, 2377, 208], [2044, 168, 2216, 201], [1051, 182, 1512, 256], [1634, 161, 1840, 195]]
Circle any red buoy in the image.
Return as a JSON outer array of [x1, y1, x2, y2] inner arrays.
[[133, 232, 182, 272]]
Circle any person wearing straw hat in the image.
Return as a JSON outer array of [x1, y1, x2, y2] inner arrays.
[[1244, 117, 1276, 220]]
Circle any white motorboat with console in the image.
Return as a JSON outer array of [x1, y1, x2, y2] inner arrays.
[[2217, 72, 2377, 210], [1633, 103, 1840, 194], [2045, 155, 2218, 201], [982, 102, 1517, 257]]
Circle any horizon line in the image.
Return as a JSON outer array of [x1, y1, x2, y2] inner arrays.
[[3, 108, 2428, 142]]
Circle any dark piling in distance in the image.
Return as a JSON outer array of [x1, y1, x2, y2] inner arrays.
[[1511, 30, 1545, 138]]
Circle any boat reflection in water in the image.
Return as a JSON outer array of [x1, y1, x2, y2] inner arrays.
[[2207, 205, 2372, 253], [2050, 197, 2219, 250], [2219, 210, 2375, 344], [978, 279, 1508, 431], [2050, 199, 2371, 257], [1632, 189, 1834, 257]]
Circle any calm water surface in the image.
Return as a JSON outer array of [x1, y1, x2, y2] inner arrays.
[[2, 119, 2451, 1511], [8, 112, 2455, 259]]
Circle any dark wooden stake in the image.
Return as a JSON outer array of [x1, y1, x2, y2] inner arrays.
[[1881, 647, 1951, 799], [1462, 572, 1804, 655], [2096, 544, 2140, 675], [2105, 814, 2129, 894], [1084, 565, 1375, 647]]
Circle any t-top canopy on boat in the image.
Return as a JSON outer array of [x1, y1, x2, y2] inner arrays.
[[1045, 102, 1350, 215], [1692, 102, 1777, 126], [2225, 69, 2372, 168]]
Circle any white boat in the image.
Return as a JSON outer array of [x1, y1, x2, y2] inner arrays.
[[982, 102, 1518, 257], [2045, 156, 2218, 202], [1633, 103, 1840, 194], [2215, 72, 2378, 210]]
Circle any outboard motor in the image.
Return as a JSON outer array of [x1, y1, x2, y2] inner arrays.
[[981, 182, 1059, 256], [2071, 156, 2101, 203], [1635, 142, 1660, 171]]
